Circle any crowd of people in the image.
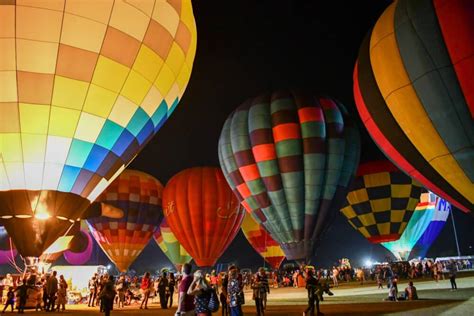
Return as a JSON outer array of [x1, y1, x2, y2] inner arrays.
[[81, 264, 269, 316], [0, 256, 469, 314], [0, 271, 69, 313]]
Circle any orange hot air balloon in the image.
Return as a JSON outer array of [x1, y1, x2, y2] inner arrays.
[[87, 169, 163, 272], [163, 167, 244, 267], [241, 213, 285, 270]]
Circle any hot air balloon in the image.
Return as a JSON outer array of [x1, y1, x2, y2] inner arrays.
[[241, 213, 285, 270], [341, 160, 423, 244], [411, 194, 451, 259], [353, 0, 473, 212], [87, 170, 163, 272], [0, 0, 197, 259], [0, 227, 16, 265], [163, 167, 245, 267], [218, 91, 360, 261], [154, 218, 192, 271], [64, 221, 94, 265], [382, 192, 451, 260]]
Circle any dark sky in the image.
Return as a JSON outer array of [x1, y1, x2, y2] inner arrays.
[[127, 0, 473, 272], [6, 0, 469, 275]]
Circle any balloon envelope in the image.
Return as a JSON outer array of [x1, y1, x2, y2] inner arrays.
[[154, 218, 192, 270], [411, 194, 451, 259], [64, 221, 94, 265], [0, 0, 196, 257], [87, 170, 163, 272], [218, 91, 360, 260], [241, 213, 285, 270], [341, 160, 423, 244], [382, 192, 450, 260], [353, 0, 473, 212], [163, 167, 244, 267]]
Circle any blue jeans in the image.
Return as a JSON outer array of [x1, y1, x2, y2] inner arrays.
[[230, 305, 242, 316]]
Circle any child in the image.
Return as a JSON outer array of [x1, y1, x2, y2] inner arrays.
[[2, 288, 14, 313]]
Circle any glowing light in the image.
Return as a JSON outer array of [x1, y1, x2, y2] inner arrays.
[[34, 212, 51, 220], [364, 259, 373, 267]]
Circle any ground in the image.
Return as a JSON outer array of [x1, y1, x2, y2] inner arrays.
[[8, 276, 473, 315]]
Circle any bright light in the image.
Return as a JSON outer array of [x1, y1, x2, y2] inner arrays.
[[35, 212, 50, 220], [364, 259, 373, 267], [107, 264, 112, 270]]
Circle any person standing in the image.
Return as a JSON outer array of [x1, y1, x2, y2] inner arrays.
[[116, 275, 127, 308], [227, 268, 243, 316], [168, 273, 176, 308], [140, 272, 152, 309], [96, 275, 105, 311], [157, 271, 169, 309], [176, 263, 195, 316], [220, 273, 229, 316], [88, 274, 98, 307], [16, 279, 28, 314], [99, 275, 116, 316], [56, 275, 68, 311], [188, 270, 213, 316], [46, 271, 58, 311], [252, 268, 269, 316], [331, 267, 338, 287], [449, 260, 458, 291]]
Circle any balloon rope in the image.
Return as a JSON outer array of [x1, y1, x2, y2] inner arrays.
[[263, 229, 267, 269], [8, 237, 23, 273]]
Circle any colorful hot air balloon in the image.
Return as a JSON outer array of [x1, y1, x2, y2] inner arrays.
[[382, 192, 451, 260], [163, 167, 245, 267], [64, 221, 94, 265], [0, 0, 196, 258], [241, 213, 285, 270], [411, 194, 451, 259], [0, 227, 16, 265], [154, 218, 192, 271], [218, 91, 360, 261], [353, 0, 473, 212], [341, 160, 423, 244], [87, 170, 163, 272]]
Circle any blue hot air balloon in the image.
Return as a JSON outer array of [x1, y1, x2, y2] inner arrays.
[[382, 192, 450, 260]]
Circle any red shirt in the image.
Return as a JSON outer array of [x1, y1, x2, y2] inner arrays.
[[179, 275, 194, 312], [141, 276, 150, 290]]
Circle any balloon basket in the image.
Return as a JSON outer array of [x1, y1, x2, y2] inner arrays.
[[24, 257, 51, 274]]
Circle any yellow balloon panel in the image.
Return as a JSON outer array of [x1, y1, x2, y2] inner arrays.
[[0, 0, 197, 203]]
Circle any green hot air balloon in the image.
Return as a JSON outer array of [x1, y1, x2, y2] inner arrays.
[[218, 91, 360, 261]]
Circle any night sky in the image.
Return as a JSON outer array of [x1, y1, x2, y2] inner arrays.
[[6, 0, 472, 275]]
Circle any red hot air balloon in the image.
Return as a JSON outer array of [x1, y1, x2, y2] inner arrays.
[[163, 167, 245, 267]]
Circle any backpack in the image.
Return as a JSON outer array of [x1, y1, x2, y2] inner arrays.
[[207, 288, 220, 313]]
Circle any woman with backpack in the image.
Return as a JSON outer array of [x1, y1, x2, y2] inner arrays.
[[188, 270, 219, 316]]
